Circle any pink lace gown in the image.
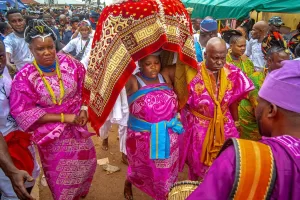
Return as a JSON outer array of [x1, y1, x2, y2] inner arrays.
[[10, 54, 96, 200], [126, 83, 180, 200], [180, 63, 254, 180]]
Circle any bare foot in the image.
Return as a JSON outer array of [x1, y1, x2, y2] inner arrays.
[[80, 192, 88, 199], [101, 138, 109, 151], [124, 180, 133, 200], [121, 153, 128, 165]]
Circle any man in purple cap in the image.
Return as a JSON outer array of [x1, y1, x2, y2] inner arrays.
[[187, 60, 300, 200], [194, 17, 218, 62]]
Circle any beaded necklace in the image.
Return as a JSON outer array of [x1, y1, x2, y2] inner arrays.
[[33, 59, 65, 105], [38, 62, 56, 73]]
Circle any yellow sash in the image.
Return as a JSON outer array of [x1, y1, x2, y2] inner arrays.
[[200, 62, 229, 166], [175, 60, 230, 165], [174, 60, 197, 109], [220, 138, 276, 200]]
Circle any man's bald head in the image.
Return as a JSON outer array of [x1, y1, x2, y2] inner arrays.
[[256, 21, 269, 33], [204, 37, 227, 71], [252, 21, 269, 41], [206, 37, 227, 52]]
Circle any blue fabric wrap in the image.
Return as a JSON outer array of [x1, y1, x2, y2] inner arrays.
[[128, 114, 184, 160], [194, 42, 203, 62]]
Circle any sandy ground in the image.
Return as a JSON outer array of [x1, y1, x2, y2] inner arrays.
[[31, 124, 189, 200]]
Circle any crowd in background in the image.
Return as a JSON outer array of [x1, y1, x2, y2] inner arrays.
[[0, 4, 101, 75]]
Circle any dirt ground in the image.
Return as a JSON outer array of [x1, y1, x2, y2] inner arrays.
[[32, 124, 188, 200]]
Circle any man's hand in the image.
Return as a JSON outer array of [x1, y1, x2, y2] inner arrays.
[[78, 110, 88, 126], [0, 134, 35, 200], [8, 170, 35, 200]]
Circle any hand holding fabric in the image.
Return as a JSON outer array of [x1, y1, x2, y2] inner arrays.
[[8, 170, 35, 200], [78, 110, 88, 126]]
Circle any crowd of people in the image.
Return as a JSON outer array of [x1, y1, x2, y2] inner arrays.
[[0, 1, 300, 200]]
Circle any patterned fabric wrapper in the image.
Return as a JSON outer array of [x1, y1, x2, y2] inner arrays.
[[126, 83, 180, 199], [83, 0, 197, 133], [261, 31, 287, 56]]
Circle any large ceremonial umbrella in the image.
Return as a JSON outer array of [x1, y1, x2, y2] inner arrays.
[[83, 0, 197, 132]]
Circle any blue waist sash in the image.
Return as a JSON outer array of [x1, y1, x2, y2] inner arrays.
[[128, 114, 184, 160]]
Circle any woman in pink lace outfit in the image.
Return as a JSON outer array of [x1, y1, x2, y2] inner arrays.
[[123, 52, 183, 200], [9, 20, 96, 200]]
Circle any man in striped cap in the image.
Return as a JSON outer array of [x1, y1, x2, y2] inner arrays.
[[195, 17, 218, 62]]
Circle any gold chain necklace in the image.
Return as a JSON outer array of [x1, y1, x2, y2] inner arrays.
[[33, 59, 65, 105]]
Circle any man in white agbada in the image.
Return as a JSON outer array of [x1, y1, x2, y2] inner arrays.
[[0, 41, 40, 200], [100, 88, 130, 163], [81, 52, 138, 164], [99, 63, 140, 164]]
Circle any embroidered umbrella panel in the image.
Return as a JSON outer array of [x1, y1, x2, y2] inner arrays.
[[83, 0, 197, 132]]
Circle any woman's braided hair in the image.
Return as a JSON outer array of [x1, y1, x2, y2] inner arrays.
[[229, 34, 244, 45], [24, 19, 57, 43]]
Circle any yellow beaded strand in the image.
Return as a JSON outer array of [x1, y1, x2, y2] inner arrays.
[[32, 59, 65, 105]]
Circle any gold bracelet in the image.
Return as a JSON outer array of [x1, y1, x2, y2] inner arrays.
[[61, 113, 64, 123]]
